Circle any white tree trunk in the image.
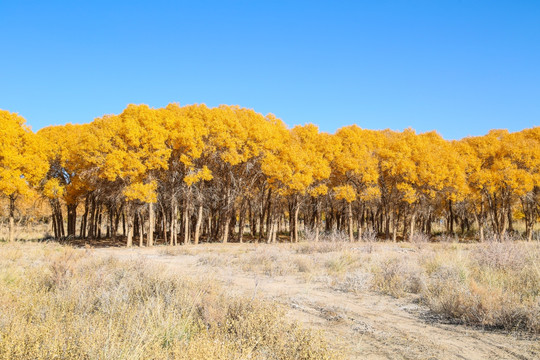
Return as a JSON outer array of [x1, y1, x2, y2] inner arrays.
[[294, 204, 300, 242], [126, 208, 133, 247], [194, 204, 203, 245], [184, 205, 190, 245], [409, 212, 416, 241]]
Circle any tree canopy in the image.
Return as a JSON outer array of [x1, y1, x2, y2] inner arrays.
[[1, 104, 539, 244]]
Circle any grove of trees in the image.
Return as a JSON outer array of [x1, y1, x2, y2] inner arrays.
[[1, 105, 539, 245]]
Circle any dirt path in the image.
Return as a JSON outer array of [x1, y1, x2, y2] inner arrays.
[[93, 247, 539, 360]]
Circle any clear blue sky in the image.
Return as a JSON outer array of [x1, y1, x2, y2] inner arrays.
[[1, 1, 539, 139]]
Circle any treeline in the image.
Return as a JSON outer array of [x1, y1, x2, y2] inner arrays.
[[0, 105, 539, 245]]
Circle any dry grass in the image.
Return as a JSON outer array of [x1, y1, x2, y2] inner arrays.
[[169, 237, 540, 335], [0, 222, 51, 242], [241, 246, 298, 276], [0, 242, 340, 360], [421, 241, 540, 332], [4, 225, 539, 344]]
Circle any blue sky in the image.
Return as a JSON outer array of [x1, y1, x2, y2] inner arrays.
[[1, 1, 539, 139]]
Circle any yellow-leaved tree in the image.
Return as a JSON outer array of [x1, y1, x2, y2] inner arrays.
[[160, 103, 213, 246], [205, 105, 287, 243], [332, 126, 381, 241], [38, 124, 90, 239], [509, 128, 540, 241], [460, 129, 534, 240], [80, 104, 171, 246], [0, 110, 49, 241], [262, 124, 331, 242]]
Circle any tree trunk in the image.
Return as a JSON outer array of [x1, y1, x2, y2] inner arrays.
[[272, 219, 278, 243], [223, 188, 231, 243], [8, 195, 15, 242], [294, 201, 300, 242], [314, 210, 320, 242], [67, 204, 77, 237], [114, 204, 123, 239], [209, 215, 214, 240], [392, 211, 397, 242], [526, 219, 532, 242], [500, 211, 508, 241], [52, 214, 58, 239], [479, 225, 484, 242], [448, 200, 454, 234], [248, 205, 255, 237], [289, 201, 294, 242], [87, 197, 96, 238], [357, 214, 363, 242], [138, 212, 144, 247], [171, 200, 178, 246], [348, 202, 354, 242], [183, 203, 190, 245], [80, 196, 89, 238], [122, 211, 126, 237], [222, 212, 229, 243], [238, 204, 245, 243], [126, 207, 133, 247], [474, 212, 485, 242], [170, 199, 175, 246], [212, 213, 220, 240], [148, 202, 154, 246], [97, 204, 102, 239], [106, 207, 112, 238], [194, 204, 203, 245], [259, 191, 268, 243], [265, 190, 272, 238], [162, 204, 168, 244], [409, 211, 416, 241], [52, 199, 65, 240], [50, 201, 58, 239], [266, 215, 274, 244], [384, 208, 391, 238]]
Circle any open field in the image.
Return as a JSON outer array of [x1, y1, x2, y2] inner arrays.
[[0, 242, 338, 360], [95, 240, 540, 360], [2, 239, 538, 359]]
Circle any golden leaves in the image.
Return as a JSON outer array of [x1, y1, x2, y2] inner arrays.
[[0, 110, 49, 198], [334, 185, 356, 203], [123, 181, 158, 203], [461, 128, 540, 197], [3, 103, 540, 220], [184, 166, 213, 187], [43, 178, 65, 199]]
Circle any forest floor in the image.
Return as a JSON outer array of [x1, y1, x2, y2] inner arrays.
[[94, 242, 540, 360]]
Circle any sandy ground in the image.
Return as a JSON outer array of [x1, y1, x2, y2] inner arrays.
[[93, 245, 539, 360]]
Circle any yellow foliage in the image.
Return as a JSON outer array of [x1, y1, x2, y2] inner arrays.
[[334, 185, 356, 202], [309, 184, 329, 197], [0, 110, 48, 198], [184, 166, 213, 186], [2, 102, 540, 239], [42, 178, 65, 199], [123, 181, 158, 203], [263, 124, 332, 197]]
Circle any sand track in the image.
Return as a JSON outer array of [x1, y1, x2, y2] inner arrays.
[[94, 246, 539, 360]]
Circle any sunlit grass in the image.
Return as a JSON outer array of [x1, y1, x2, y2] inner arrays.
[[185, 239, 540, 334], [0, 242, 340, 360]]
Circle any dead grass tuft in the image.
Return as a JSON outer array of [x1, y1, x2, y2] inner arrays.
[[473, 241, 527, 271]]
